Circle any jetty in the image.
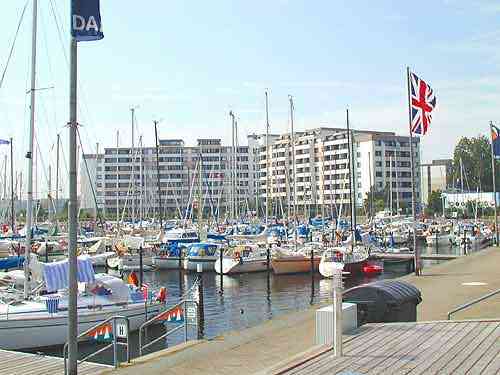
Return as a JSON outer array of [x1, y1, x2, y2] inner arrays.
[[0, 349, 109, 375], [105, 245, 499, 375], [370, 252, 460, 261]]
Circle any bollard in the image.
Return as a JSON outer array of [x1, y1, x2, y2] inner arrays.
[[139, 246, 143, 288], [462, 229, 467, 256], [332, 264, 344, 357], [197, 264, 205, 339]]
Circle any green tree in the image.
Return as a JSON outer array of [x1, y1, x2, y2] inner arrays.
[[427, 190, 443, 215], [364, 185, 389, 215], [449, 135, 500, 192]]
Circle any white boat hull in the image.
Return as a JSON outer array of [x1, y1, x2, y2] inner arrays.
[[214, 257, 268, 274], [152, 256, 183, 270], [183, 256, 217, 272], [0, 303, 163, 350]]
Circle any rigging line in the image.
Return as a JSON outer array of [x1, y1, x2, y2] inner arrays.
[[49, 0, 98, 150], [0, 0, 29, 91], [34, 135, 51, 197]]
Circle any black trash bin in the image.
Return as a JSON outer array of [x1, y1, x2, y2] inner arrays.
[[343, 280, 422, 326]]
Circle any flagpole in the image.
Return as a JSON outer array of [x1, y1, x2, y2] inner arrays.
[[490, 121, 499, 245], [406, 66, 420, 276]]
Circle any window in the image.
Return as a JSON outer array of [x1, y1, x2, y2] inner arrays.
[[375, 151, 381, 157]]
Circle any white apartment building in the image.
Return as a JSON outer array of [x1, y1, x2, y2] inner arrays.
[[80, 138, 255, 219], [258, 127, 421, 217]]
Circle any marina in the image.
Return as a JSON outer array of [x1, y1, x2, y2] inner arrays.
[[0, 1, 499, 374]]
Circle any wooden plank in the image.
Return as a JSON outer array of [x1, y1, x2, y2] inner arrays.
[[469, 331, 500, 373], [405, 321, 481, 374], [441, 322, 499, 374], [453, 323, 500, 375], [295, 324, 418, 375], [367, 321, 459, 375], [481, 349, 500, 375], [347, 322, 439, 374]]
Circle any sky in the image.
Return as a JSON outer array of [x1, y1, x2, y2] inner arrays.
[[0, 0, 499, 198]]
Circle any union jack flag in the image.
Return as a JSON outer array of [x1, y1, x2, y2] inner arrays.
[[410, 71, 436, 135]]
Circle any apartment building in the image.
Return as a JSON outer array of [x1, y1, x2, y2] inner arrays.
[[258, 127, 421, 216], [80, 138, 255, 219]]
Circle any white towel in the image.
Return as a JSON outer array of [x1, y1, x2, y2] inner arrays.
[[43, 256, 95, 292]]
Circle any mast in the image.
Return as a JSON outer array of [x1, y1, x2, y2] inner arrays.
[[154, 120, 163, 229], [289, 95, 297, 250], [10, 138, 14, 233], [265, 91, 270, 225], [229, 111, 235, 221], [131, 107, 135, 224], [55, 134, 60, 218], [406, 67, 419, 276], [346, 109, 354, 252], [490, 121, 499, 245], [95, 142, 99, 224], [368, 151, 373, 220], [395, 150, 400, 213], [24, 0, 38, 299], [116, 130, 119, 225], [390, 155, 393, 214], [235, 118, 239, 220], [139, 135, 143, 225]]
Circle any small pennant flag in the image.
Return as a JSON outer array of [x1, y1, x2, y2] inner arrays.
[[0, 139, 10, 145], [87, 323, 113, 342]]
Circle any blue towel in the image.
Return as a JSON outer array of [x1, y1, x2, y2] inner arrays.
[[43, 256, 95, 292]]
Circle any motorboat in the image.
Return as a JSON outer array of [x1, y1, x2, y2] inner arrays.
[[318, 245, 369, 278], [214, 244, 268, 274], [152, 243, 185, 270], [183, 242, 220, 271], [163, 228, 199, 244]]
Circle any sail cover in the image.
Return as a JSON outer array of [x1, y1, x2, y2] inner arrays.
[[42, 256, 95, 292]]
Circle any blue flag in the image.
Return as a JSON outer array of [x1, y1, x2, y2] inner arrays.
[[71, 0, 104, 42], [492, 124, 500, 159], [0, 139, 10, 145]]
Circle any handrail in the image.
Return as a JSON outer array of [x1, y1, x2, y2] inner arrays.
[[63, 315, 130, 375], [139, 299, 199, 356], [447, 288, 500, 320]]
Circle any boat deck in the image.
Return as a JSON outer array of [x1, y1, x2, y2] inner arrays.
[[271, 320, 500, 375], [0, 349, 110, 375]]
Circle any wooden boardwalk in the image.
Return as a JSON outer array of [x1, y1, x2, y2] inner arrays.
[[271, 320, 500, 375], [0, 349, 110, 375], [370, 252, 460, 261]]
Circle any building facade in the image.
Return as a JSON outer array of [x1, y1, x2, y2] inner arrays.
[[80, 138, 255, 220], [420, 159, 452, 205], [257, 127, 421, 217]]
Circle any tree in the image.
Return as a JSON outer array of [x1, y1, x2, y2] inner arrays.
[[427, 190, 443, 215], [449, 135, 500, 193], [364, 185, 389, 215]]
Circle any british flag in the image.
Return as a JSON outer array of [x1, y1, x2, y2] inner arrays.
[[410, 71, 437, 135]]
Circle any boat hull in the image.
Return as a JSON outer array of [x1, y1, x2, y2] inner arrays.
[[271, 257, 321, 275], [152, 256, 183, 270], [183, 256, 217, 272], [0, 303, 163, 350], [214, 257, 268, 274]]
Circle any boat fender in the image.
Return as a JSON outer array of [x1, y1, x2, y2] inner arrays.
[[156, 287, 167, 303], [233, 251, 241, 260]]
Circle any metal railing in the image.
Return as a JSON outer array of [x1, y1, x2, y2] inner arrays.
[[447, 288, 500, 320], [139, 299, 199, 356], [63, 315, 130, 375]]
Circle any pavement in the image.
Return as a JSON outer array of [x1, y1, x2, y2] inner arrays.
[[106, 245, 500, 375]]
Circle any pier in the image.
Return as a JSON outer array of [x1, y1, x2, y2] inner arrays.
[[106, 246, 499, 374], [369, 252, 460, 261], [0, 349, 109, 375]]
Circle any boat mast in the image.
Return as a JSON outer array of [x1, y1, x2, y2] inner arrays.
[[131, 107, 135, 225], [265, 91, 270, 226], [346, 109, 355, 252], [289, 95, 297, 250], [390, 155, 393, 214], [24, 0, 38, 299], [154, 120, 163, 229], [139, 135, 143, 225], [116, 130, 119, 226], [10, 138, 15, 234], [55, 134, 60, 219]]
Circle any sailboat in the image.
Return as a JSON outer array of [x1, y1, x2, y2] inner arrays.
[[0, 1, 166, 351]]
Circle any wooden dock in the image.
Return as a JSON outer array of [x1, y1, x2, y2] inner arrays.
[[370, 252, 460, 261], [0, 349, 110, 375], [271, 320, 500, 375]]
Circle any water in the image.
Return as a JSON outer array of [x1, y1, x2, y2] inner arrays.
[[28, 241, 485, 365]]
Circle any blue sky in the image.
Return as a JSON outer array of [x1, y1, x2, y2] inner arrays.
[[1, 0, 499, 197]]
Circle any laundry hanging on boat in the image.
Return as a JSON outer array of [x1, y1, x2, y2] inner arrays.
[[42, 256, 95, 292]]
